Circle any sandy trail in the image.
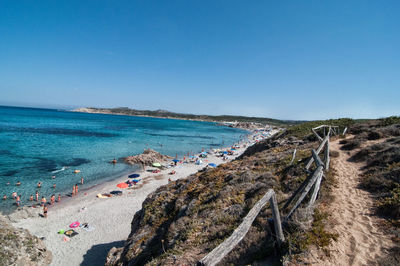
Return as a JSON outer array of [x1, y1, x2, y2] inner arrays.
[[310, 138, 394, 265]]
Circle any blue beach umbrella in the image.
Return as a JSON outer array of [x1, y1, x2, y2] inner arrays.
[[208, 163, 217, 167], [221, 151, 228, 154], [172, 159, 180, 163], [129, 174, 140, 178]]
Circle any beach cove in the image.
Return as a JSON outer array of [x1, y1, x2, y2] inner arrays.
[[0, 106, 246, 213], [7, 129, 278, 266]]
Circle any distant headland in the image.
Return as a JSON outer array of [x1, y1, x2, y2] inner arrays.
[[72, 107, 302, 128]]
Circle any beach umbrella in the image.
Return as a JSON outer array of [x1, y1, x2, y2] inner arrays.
[[208, 163, 217, 167], [172, 159, 180, 163], [152, 162, 162, 167], [117, 183, 129, 189], [132, 179, 141, 183], [129, 173, 140, 178], [221, 151, 228, 154]]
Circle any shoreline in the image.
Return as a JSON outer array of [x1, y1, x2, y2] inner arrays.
[[8, 129, 278, 266]]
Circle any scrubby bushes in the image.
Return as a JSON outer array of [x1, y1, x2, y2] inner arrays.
[[378, 187, 400, 219], [287, 118, 354, 138], [345, 121, 400, 221], [340, 139, 361, 151]]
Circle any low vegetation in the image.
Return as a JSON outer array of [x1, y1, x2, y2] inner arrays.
[[0, 215, 52, 265], [105, 116, 399, 265], [286, 118, 355, 138], [106, 119, 345, 265]]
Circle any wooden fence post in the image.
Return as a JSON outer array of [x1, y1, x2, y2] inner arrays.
[[289, 148, 297, 165], [324, 140, 330, 171], [269, 192, 285, 245]]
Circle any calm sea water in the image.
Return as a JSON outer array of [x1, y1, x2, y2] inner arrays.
[[0, 106, 246, 213]]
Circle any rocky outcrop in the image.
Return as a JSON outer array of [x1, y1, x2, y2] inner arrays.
[[0, 215, 52, 265], [124, 149, 172, 166]]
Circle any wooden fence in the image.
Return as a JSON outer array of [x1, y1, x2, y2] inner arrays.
[[198, 125, 340, 266]]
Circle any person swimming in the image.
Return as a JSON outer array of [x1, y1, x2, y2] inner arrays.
[[16, 195, 21, 207], [37, 182, 42, 188], [29, 195, 33, 201], [12, 192, 17, 199], [16, 181, 21, 186], [81, 177, 84, 184], [35, 191, 39, 202], [53, 183, 56, 189], [3, 195, 7, 200]]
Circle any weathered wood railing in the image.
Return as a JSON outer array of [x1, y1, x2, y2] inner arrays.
[[199, 189, 284, 266], [199, 125, 341, 265]]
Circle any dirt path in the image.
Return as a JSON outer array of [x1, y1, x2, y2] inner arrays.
[[309, 138, 394, 265]]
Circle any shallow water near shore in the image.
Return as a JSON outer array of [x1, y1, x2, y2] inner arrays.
[[0, 106, 246, 213]]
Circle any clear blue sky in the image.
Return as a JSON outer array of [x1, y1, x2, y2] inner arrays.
[[0, 0, 399, 120]]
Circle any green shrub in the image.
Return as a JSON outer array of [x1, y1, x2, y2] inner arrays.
[[378, 187, 400, 219]]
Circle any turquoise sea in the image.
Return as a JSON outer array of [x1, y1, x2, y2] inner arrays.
[[0, 106, 246, 213]]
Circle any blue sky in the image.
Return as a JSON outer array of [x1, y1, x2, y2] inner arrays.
[[0, 0, 399, 120]]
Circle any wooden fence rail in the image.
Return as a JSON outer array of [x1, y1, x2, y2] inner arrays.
[[198, 124, 339, 265], [199, 189, 284, 266]]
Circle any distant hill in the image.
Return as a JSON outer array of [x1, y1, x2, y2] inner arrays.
[[72, 107, 302, 126]]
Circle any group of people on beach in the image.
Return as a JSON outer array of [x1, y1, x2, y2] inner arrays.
[[2, 176, 85, 218]]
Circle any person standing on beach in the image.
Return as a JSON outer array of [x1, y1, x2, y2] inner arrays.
[[75, 184, 78, 195], [43, 204, 48, 218], [41, 196, 46, 206], [12, 192, 17, 199], [50, 194, 55, 205], [81, 177, 84, 185], [53, 183, 56, 189], [35, 191, 39, 202], [58, 194, 61, 202]]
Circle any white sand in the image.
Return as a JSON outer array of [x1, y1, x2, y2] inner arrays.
[[11, 130, 277, 266]]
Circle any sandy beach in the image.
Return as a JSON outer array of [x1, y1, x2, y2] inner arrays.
[[8, 129, 277, 266]]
